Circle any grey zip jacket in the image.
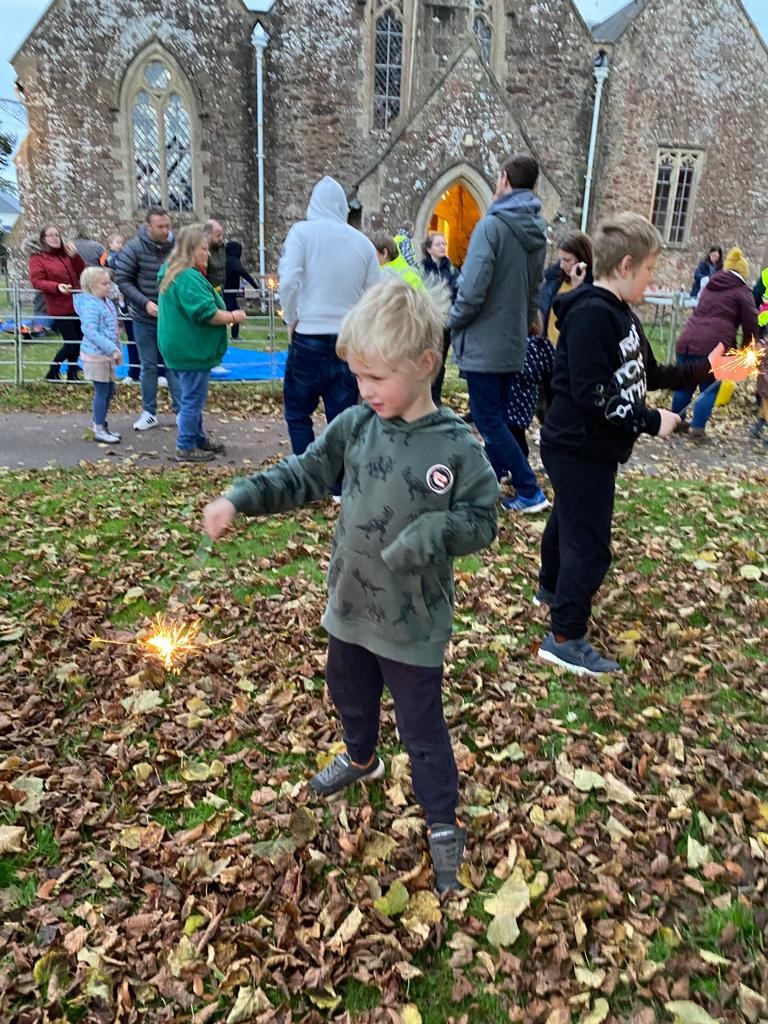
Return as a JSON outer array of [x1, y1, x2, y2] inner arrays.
[[450, 189, 546, 374]]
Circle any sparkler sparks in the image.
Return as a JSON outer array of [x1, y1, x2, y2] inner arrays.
[[719, 340, 765, 377], [141, 615, 205, 671]]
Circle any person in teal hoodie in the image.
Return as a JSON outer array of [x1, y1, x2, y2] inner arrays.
[[158, 225, 246, 462], [203, 276, 499, 893]]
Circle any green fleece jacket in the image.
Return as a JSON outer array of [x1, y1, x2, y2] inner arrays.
[[225, 404, 499, 666], [157, 266, 227, 371]]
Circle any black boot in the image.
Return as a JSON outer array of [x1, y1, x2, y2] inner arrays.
[[44, 364, 62, 382], [66, 366, 84, 382]]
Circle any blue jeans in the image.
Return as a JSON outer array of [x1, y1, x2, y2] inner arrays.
[[283, 332, 358, 455], [133, 319, 181, 415], [671, 354, 718, 428], [176, 370, 210, 451], [92, 381, 115, 425], [464, 371, 539, 498]]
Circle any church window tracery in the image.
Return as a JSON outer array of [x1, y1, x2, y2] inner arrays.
[[651, 149, 702, 245], [127, 55, 194, 213], [373, 1, 404, 129], [472, 0, 493, 64]]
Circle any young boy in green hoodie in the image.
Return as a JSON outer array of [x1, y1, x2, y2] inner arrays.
[[203, 276, 499, 891]]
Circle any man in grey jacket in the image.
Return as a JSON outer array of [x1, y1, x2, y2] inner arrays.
[[450, 154, 548, 513], [115, 206, 181, 431]]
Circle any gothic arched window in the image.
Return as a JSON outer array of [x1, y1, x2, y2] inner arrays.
[[373, 2, 404, 130], [128, 56, 195, 213], [473, 0, 493, 64]]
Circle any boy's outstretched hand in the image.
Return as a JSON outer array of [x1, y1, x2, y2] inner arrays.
[[657, 409, 681, 437], [708, 342, 753, 381], [203, 497, 236, 539]]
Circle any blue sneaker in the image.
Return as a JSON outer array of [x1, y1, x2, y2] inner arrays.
[[537, 632, 620, 676], [532, 585, 555, 607], [501, 489, 550, 514]]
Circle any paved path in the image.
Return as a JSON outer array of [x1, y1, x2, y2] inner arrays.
[[0, 411, 764, 477]]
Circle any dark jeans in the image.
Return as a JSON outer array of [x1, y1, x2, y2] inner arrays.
[[224, 292, 241, 340], [92, 381, 115, 425], [509, 425, 529, 458], [539, 446, 616, 639], [175, 370, 210, 451], [133, 319, 180, 415], [121, 314, 140, 381], [464, 371, 539, 497], [283, 332, 358, 455], [326, 636, 458, 826], [51, 317, 82, 375], [671, 354, 718, 429], [430, 329, 452, 406]]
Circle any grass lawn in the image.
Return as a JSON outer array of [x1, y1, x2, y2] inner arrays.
[[0, 463, 766, 1022]]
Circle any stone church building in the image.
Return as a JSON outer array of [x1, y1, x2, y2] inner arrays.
[[10, 0, 768, 286]]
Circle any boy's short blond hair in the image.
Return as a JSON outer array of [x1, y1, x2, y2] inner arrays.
[[336, 276, 450, 381], [79, 266, 111, 294], [592, 213, 662, 279]]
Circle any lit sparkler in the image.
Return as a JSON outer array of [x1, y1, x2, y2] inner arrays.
[[716, 340, 765, 378], [141, 614, 205, 671]]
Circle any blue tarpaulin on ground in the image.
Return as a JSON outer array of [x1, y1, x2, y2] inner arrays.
[[115, 345, 287, 381]]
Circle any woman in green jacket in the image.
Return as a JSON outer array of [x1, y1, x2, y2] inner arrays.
[[158, 226, 246, 462]]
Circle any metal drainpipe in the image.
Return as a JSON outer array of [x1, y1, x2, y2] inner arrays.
[[251, 23, 269, 288], [581, 58, 609, 233]]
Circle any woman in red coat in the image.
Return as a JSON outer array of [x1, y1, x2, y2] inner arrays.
[[29, 225, 86, 381]]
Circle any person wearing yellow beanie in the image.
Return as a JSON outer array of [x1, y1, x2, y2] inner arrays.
[[723, 246, 750, 279], [672, 246, 759, 440]]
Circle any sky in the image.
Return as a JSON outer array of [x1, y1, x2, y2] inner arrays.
[[2, 0, 768, 189]]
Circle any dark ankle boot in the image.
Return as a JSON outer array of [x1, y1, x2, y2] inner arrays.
[[66, 366, 84, 382], [44, 364, 61, 381]]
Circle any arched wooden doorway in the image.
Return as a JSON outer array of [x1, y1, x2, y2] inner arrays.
[[416, 166, 492, 269]]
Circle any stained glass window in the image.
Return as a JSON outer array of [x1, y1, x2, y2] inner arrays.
[[130, 59, 195, 212]]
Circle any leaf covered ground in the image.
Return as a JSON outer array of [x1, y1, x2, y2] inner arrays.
[[0, 458, 767, 1024]]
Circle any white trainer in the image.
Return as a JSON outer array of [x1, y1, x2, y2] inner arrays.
[[157, 376, 169, 388], [133, 411, 159, 431], [93, 424, 121, 444]]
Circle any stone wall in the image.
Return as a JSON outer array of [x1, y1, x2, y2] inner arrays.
[[12, 0, 260, 259], [591, 0, 768, 287]]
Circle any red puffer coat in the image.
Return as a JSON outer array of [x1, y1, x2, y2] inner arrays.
[[29, 249, 86, 317]]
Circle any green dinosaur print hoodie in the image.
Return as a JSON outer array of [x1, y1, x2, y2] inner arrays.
[[225, 404, 499, 666]]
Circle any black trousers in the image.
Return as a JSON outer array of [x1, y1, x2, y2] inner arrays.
[[224, 291, 241, 340], [539, 446, 617, 639], [325, 636, 458, 825], [430, 329, 452, 406], [52, 317, 82, 369]]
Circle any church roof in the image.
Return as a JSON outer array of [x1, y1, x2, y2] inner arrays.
[[590, 0, 649, 42], [0, 192, 20, 215]]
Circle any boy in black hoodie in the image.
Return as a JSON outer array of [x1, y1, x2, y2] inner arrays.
[[535, 213, 740, 676]]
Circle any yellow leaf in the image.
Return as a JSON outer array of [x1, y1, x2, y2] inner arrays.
[[576, 966, 606, 989], [528, 870, 549, 901], [183, 913, 207, 936], [582, 998, 610, 1024], [362, 830, 398, 865], [485, 868, 530, 948], [124, 586, 145, 603], [618, 629, 642, 642], [0, 825, 26, 853], [133, 762, 152, 783], [686, 835, 711, 869], [121, 689, 163, 715], [573, 769, 606, 792], [402, 890, 441, 941], [167, 935, 200, 978], [12, 776, 44, 814], [307, 987, 342, 1011], [664, 1000, 722, 1024], [226, 986, 273, 1022], [328, 907, 364, 952], [402, 1005, 423, 1024], [374, 881, 409, 917], [739, 564, 763, 581], [180, 760, 211, 782], [604, 772, 637, 805], [698, 949, 729, 967]]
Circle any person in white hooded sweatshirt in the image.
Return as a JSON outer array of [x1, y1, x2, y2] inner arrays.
[[279, 176, 380, 455]]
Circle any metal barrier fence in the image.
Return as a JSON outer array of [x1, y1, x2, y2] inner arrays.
[[0, 282, 287, 385]]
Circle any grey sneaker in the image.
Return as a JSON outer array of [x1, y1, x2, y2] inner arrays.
[[532, 585, 555, 607], [428, 822, 466, 893], [92, 424, 120, 444], [688, 427, 708, 444], [200, 436, 226, 454], [309, 752, 385, 797], [174, 447, 216, 463], [538, 632, 620, 676], [748, 418, 765, 439]]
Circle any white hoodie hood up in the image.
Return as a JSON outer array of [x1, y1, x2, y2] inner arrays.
[[278, 176, 380, 334]]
